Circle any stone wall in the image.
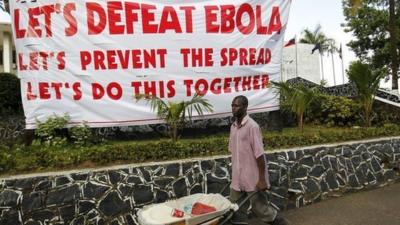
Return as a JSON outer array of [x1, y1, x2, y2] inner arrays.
[[1, 138, 399, 225]]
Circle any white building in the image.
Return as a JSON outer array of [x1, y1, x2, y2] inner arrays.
[[282, 42, 347, 86], [0, 0, 14, 73]]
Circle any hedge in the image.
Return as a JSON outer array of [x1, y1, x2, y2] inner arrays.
[[1, 124, 400, 175]]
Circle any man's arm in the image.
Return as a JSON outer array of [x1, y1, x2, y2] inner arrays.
[[256, 155, 270, 191]]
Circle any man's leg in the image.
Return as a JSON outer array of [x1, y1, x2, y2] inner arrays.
[[250, 191, 277, 223], [229, 188, 249, 224]]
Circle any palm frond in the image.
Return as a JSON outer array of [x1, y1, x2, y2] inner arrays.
[[184, 94, 214, 121], [135, 94, 169, 118]]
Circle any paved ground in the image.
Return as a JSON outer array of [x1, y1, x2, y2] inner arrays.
[[280, 182, 400, 225]]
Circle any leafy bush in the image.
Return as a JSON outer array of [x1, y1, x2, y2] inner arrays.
[[2, 125, 400, 174], [34, 115, 94, 147], [70, 123, 92, 146], [307, 94, 362, 127], [0, 73, 22, 116], [372, 101, 400, 126], [35, 114, 70, 146]]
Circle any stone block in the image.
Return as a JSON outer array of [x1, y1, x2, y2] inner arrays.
[[370, 157, 382, 173], [356, 144, 367, 153], [0, 210, 22, 225], [300, 156, 314, 168], [14, 178, 35, 190], [351, 155, 362, 168], [296, 196, 304, 208], [320, 180, 329, 193], [70, 216, 85, 225], [71, 173, 89, 181], [182, 163, 193, 175], [293, 166, 308, 180], [206, 173, 228, 194], [361, 152, 371, 161], [375, 172, 385, 183], [24, 220, 41, 225], [366, 171, 377, 185], [269, 170, 280, 186], [304, 179, 320, 195], [271, 186, 288, 198], [355, 169, 367, 186], [55, 176, 72, 187], [268, 161, 281, 170], [0, 190, 20, 207], [78, 200, 96, 214], [31, 209, 54, 223], [133, 185, 153, 205], [22, 192, 43, 214], [165, 163, 180, 177], [345, 158, 355, 173], [287, 151, 296, 161], [118, 184, 135, 197], [200, 160, 214, 172], [309, 165, 325, 179], [99, 191, 130, 217], [154, 190, 169, 203], [126, 175, 143, 185], [190, 184, 203, 195], [34, 180, 52, 192], [59, 205, 75, 223], [348, 174, 361, 189], [139, 168, 152, 183], [125, 214, 137, 225], [108, 171, 127, 185], [83, 182, 110, 200], [341, 147, 352, 157], [325, 171, 339, 190], [153, 177, 174, 189], [110, 219, 121, 225], [321, 156, 332, 170], [214, 165, 228, 178], [288, 181, 303, 194], [87, 209, 99, 220], [384, 170, 396, 181]]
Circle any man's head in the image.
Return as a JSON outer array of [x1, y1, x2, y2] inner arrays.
[[231, 95, 248, 119]]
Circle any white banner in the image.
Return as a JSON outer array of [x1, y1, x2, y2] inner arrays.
[[11, 0, 291, 128]]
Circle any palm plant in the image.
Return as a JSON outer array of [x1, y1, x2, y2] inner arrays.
[[300, 25, 334, 53], [272, 81, 319, 132], [347, 61, 386, 127], [135, 94, 213, 142]]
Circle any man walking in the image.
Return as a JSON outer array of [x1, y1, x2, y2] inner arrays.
[[229, 95, 288, 225]]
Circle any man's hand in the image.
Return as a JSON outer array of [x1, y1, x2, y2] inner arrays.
[[256, 179, 270, 191]]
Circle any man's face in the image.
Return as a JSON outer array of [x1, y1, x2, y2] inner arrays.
[[231, 98, 247, 118]]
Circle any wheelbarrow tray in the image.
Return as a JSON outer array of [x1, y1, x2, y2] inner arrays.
[[137, 193, 233, 225]]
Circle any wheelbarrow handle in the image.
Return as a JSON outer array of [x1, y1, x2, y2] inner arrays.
[[218, 190, 264, 225]]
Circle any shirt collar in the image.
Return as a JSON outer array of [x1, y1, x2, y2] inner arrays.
[[233, 115, 249, 128]]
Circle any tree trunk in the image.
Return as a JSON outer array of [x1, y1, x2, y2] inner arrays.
[[170, 122, 178, 142], [389, 0, 399, 90], [298, 113, 304, 133]]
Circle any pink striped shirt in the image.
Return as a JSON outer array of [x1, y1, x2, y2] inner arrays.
[[229, 115, 270, 192]]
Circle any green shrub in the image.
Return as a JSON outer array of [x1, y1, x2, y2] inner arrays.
[[0, 145, 15, 172], [373, 101, 400, 126], [0, 73, 23, 116], [307, 94, 362, 127], [35, 114, 70, 146], [70, 123, 92, 146], [2, 125, 400, 174]]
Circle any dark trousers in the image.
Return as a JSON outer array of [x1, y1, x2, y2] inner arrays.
[[230, 189, 277, 224]]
